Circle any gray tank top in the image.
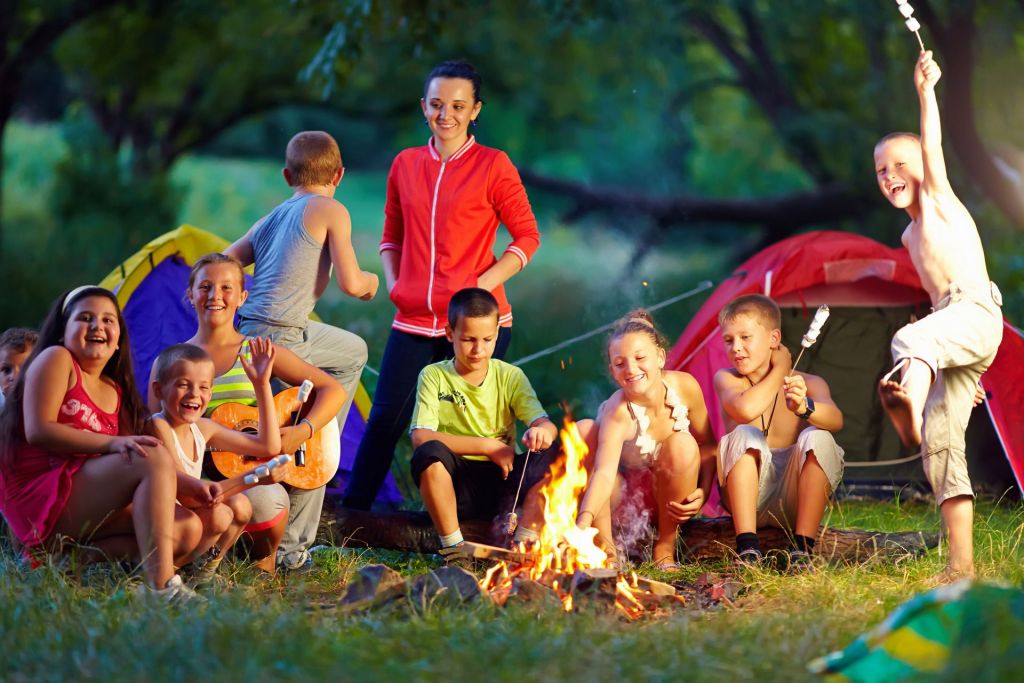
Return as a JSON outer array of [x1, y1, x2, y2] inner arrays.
[[241, 194, 322, 329]]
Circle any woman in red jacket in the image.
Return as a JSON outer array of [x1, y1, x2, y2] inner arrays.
[[343, 60, 541, 510]]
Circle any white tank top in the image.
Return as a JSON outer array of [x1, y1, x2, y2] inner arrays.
[[154, 413, 207, 480]]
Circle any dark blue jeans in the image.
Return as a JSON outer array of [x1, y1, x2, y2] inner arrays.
[[342, 326, 512, 509]]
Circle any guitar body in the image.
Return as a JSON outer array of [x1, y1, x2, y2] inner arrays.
[[209, 387, 341, 490]]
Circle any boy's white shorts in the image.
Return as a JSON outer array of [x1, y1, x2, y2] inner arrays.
[[717, 425, 845, 528]]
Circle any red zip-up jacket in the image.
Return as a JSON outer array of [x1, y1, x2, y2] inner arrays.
[[380, 136, 541, 337]]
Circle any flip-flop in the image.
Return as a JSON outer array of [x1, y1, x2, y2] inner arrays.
[[880, 357, 910, 385], [654, 560, 680, 571]]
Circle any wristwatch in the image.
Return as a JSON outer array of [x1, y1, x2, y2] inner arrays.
[[798, 397, 816, 420]]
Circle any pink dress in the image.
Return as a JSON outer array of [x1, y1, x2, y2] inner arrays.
[[0, 358, 120, 547]]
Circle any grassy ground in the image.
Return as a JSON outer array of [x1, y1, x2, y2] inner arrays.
[[1, 497, 1022, 682]]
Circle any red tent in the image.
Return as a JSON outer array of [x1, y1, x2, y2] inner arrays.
[[667, 230, 1023, 494]]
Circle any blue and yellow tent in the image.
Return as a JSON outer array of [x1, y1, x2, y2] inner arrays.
[[100, 225, 403, 505]]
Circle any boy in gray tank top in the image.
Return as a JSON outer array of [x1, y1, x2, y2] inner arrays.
[[226, 131, 379, 572]]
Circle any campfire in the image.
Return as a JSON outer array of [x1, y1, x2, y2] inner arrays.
[[476, 419, 684, 619], [332, 418, 745, 618]]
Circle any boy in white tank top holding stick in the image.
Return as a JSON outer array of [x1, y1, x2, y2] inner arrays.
[[874, 52, 1003, 581], [226, 131, 379, 573]]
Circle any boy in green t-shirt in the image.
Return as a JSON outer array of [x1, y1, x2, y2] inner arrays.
[[410, 288, 557, 554]]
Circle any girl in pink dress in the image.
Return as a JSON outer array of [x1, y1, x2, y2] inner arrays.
[[0, 286, 203, 600]]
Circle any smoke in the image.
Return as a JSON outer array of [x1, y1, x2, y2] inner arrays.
[[612, 481, 654, 561]]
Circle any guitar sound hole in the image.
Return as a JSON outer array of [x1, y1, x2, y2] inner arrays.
[[240, 427, 261, 461]]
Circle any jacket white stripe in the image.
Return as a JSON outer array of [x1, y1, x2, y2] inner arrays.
[[392, 311, 514, 337], [505, 245, 529, 270]]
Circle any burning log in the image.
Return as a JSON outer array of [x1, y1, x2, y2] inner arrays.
[[504, 578, 563, 608], [318, 500, 936, 564], [321, 418, 936, 620]]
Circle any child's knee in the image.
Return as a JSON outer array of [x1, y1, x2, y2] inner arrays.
[[228, 494, 253, 525], [211, 504, 233, 535], [658, 432, 699, 475], [176, 508, 204, 548], [343, 332, 369, 367], [718, 425, 766, 483], [890, 328, 937, 376], [137, 442, 175, 478], [576, 418, 596, 442], [798, 428, 844, 487], [410, 440, 456, 487]]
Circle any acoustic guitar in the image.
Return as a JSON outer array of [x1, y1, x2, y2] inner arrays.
[[208, 386, 340, 490]]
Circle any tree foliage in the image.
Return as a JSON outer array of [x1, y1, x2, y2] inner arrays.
[[3, 0, 1024, 326]]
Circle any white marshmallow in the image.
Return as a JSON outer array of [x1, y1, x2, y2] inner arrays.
[[906, 17, 921, 32]]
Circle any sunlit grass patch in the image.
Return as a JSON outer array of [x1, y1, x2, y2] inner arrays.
[[2, 498, 1021, 680]]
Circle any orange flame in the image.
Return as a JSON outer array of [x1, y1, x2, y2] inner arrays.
[[476, 417, 671, 619], [532, 419, 608, 577]]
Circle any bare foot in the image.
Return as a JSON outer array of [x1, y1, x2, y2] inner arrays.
[[923, 564, 974, 588], [652, 541, 677, 570], [879, 379, 922, 449]]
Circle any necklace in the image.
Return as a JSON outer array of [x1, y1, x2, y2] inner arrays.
[[746, 376, 778, 437]]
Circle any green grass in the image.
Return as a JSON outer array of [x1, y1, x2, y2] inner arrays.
[[2, 498, 1022, 681]]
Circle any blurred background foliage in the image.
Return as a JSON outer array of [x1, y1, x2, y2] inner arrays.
[[2, 0, 1024, 417]]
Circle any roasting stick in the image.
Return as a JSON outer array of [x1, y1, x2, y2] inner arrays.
[[791, 305, 830, 373], [216, 454, 293, 500], [502, 449, 534, 537], [894, 0, 926, 53], [291, 379, 315, 467]]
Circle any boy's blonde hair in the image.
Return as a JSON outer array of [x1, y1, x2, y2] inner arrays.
[[286, 131, 342, 187], [875, 131, 921, 149], [153, 344, 214, 386], [718, 294, 781, 331]]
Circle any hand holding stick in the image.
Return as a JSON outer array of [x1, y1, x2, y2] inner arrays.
[[503, 450, 534, 537]]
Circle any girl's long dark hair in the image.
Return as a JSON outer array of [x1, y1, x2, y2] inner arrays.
[[0, 287, 148, 467]]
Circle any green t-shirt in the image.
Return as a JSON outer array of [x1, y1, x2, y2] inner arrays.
[[410, 359, 548, 461]]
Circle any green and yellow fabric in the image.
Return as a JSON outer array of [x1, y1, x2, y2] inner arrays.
[[809, 580, 1024, 681]]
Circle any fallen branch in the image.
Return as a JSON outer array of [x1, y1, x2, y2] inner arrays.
[[519, 168, 866, 230]]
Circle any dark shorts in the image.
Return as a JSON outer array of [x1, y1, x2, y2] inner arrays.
[[410, 440, 557, 521]]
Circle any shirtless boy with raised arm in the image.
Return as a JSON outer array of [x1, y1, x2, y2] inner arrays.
[[874, 51, 1003, 579]]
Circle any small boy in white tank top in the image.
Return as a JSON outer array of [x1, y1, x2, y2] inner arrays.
[[149, 341, 282, 586]]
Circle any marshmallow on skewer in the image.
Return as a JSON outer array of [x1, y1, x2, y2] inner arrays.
[[244, 454, 292, 485], [792, 305, 830, 373], [892, 0, 926, 51], [297, 379, 314, 403], [801, 305, 830, 349]]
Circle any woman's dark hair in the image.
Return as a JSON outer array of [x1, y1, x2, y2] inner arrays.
[[0, 287, 148, 466], [423, 60, 483, 104]]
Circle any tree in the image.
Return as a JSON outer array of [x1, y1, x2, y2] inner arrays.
[[515, 0, 1024, 240], [0, 0, 130, 257]]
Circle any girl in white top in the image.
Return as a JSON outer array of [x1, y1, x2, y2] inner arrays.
[[574, 310, 716, 569], [148, 339, 281, 582]]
